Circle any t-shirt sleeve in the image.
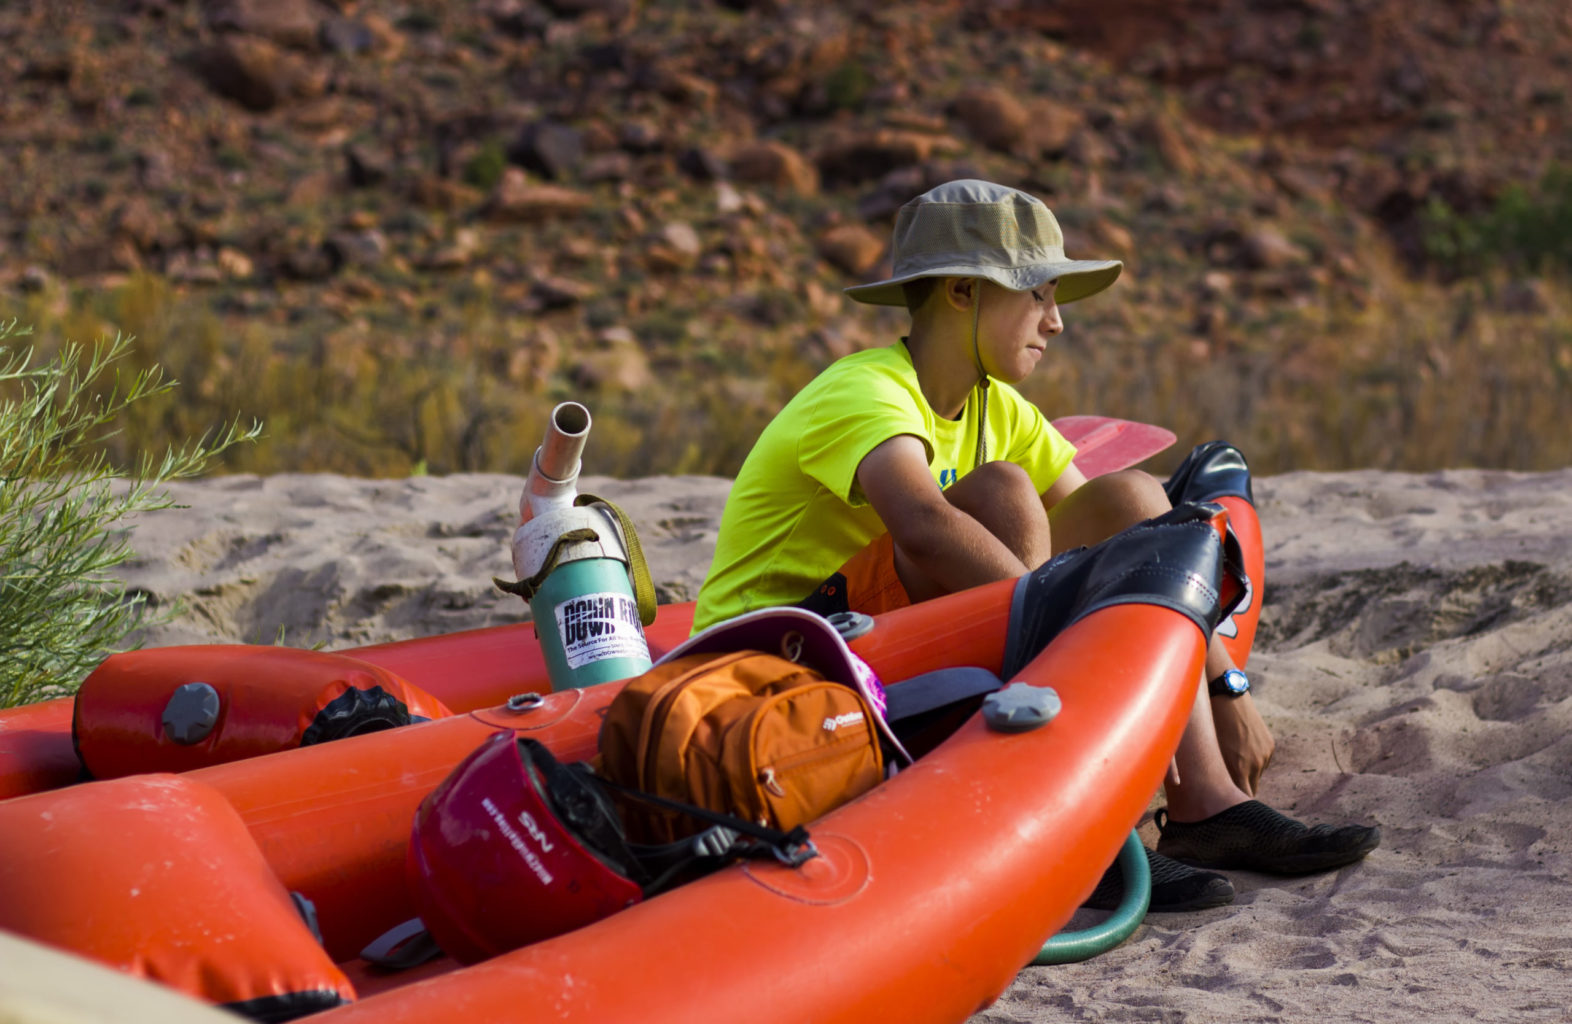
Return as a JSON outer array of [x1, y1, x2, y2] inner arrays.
[[796, 370, 930, 507], [998, 391, 1077, 494]]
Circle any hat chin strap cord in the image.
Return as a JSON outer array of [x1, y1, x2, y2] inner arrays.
[[970, 278, 989, 470]]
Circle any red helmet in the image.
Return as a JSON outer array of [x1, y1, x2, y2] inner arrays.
[[407, 731, 644, 965]]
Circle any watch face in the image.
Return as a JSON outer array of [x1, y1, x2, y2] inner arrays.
[[1222, 669, 1250, 696]]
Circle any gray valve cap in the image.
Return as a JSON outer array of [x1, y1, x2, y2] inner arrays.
[[827, 611, 875, 641], [982, 682, 1062, 733], [162, 682, 221, 745]]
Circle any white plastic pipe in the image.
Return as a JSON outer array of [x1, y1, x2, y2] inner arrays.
[[520, 402, 591, 524]]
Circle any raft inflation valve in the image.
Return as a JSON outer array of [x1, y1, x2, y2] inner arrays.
[[497, 402, 656, 691], [827, 611, 875, 642], [982, 682, 1061, 733], [162, 682, 221, 744]]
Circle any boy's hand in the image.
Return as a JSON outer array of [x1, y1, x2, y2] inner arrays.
[[1210, 692, 1274, 796]]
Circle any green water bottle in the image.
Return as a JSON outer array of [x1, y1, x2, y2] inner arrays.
[[504, 402, 653, 690], [513, 503, 653, 689]]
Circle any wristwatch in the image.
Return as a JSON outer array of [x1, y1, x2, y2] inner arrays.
[[1208, 668, 1251, 699]]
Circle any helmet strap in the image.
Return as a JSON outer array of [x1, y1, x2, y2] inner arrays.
[[596, 774, 819, 877]]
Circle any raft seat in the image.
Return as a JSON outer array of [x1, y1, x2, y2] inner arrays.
[[0, 773, 357, 1021], [73, 645, 453, 779]]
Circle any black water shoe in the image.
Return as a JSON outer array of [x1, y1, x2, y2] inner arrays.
[[1083, 846, 1235, 913], [1154, 801, 1381, 875]]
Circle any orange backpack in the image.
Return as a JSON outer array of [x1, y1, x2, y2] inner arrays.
[[598, 649, 884, 844]]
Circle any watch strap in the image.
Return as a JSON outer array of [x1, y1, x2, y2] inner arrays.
[[1208, 669, 1249, 698]]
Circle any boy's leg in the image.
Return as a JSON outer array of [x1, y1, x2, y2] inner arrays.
[[892, 460, 1053, 604], [1044, 468, 1173, 553], [1047, 470, 1378, 879], [1043, 470, 1256, 811], [806, 460, 1053, 616], [1049, 470, 1276, 794], [820, 463, 1376, 885], [847, 462, 1270, 810]]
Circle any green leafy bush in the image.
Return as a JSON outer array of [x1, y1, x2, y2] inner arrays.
[[462, 139, 509, 191], [1484, 165, 1572, 273], [823, 61, 872, 112], [1423, 163, 1572, 276], [0, 321, 261, 708]]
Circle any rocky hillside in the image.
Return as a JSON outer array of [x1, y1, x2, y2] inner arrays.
[[3, 0, 1569, 476]]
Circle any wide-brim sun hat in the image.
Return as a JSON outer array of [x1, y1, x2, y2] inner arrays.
[[844, 178, 1123, 307]]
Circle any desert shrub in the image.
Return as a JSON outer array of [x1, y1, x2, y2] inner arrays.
[[823, 60, 872, 112], [1423, 163, 1572, 276], [463, 139, 509, 190], [0, 320, 261, 708], [1483, 165, 1572, 273]]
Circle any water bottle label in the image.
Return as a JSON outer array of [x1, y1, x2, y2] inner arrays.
[[554, 592, 648, 669]]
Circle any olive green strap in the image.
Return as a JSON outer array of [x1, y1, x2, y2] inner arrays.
[[493, 527, 600, 601], [492, 498, 657, 626], [575, 493, 657, 627]]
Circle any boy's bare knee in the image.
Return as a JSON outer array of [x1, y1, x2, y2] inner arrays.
[[965, 459, 1038, 497], [1049, 469, 1172, 550], [1097, 469, 1171, 519], [944, 460, 1051, 566], [941, 460, 1039, 511]]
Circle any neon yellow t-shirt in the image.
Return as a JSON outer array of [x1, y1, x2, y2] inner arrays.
[[693, 341, 1076, 632]]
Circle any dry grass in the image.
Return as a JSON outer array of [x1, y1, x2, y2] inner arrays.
[[13, 256, 1571, 481], [1017, 263, 1572, 475]]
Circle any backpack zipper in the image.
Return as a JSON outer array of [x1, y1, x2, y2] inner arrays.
[[760, 730, 873, 779], [752, 715, 878, 815]]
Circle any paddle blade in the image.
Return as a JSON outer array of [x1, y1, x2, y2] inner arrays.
[[1052, 415, 1178, 478]]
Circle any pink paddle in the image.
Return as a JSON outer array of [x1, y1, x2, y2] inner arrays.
[[1052, 415, 1178, 478]]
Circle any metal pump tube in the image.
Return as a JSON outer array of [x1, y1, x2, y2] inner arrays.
[[521, 402, 591, 524]]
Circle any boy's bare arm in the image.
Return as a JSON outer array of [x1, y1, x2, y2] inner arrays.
[[856, 435, 1028, 594]]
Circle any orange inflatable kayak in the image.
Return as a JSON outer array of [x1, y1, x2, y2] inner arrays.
[[0, 422, 1262, 804], [0, 494, 1247, 1024]]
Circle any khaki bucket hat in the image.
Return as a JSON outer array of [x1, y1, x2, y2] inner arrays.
[[844, 179, 1123, 307]]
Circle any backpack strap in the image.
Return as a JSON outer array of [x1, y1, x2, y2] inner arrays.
[[597, 775, 818, 873], [621, 825, 764, 895], [533, 740, 815, 896], [882, 666, 1004, 724], [877, 666, 1007, 761]]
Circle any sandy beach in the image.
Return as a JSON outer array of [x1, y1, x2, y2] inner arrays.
[[115, 467, 1572, 1022]]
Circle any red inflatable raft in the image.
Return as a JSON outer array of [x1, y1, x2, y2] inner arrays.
[[0, 434, 1265, 1024], [0, 421, 1262, 804]]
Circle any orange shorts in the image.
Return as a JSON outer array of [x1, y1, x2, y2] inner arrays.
[[798, 533, 912, 618]]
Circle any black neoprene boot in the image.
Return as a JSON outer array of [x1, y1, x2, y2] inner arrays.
[[1082, 846, 1235, 913], [1154, 801, 1381, 875]]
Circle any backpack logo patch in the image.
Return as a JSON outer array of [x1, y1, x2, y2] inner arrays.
[[822, 711, 865, 732]]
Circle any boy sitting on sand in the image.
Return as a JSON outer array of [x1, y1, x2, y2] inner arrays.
[[694, 179, 1378, 911]]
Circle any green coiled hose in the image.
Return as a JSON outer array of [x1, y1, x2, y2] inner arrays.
[[1032, 830, 1150, 965]]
